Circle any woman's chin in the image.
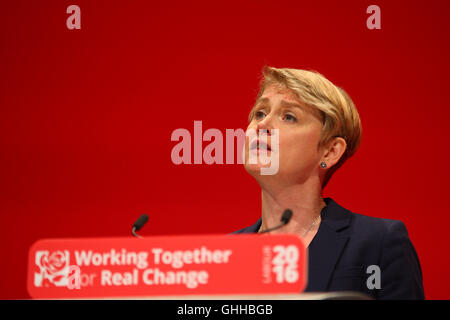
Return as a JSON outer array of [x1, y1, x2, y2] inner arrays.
[[244, 162, 279, 177]]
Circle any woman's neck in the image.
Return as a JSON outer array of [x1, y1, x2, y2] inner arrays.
[[259, 182, 326, 239]]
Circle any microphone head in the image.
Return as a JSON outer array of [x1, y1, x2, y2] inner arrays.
[[281, 209, 293, 225], [132, 214, 149, 231]]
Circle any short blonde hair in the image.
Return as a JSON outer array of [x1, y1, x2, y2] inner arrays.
[[252, 66, 362, 188]]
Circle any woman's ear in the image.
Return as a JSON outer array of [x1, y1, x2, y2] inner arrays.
[[321, 137, 347, 168]]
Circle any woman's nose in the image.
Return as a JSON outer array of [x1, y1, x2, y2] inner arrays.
[[256, 116, 274, 135]]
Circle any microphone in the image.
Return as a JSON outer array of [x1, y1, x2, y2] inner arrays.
[[131, 214, 148, 238], [259, 209, 293, 234]]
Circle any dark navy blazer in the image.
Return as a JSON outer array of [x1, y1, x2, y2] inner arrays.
[[232, 197, 425, 300]]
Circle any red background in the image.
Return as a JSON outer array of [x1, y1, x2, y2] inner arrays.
[[1, 0, 449, 299]]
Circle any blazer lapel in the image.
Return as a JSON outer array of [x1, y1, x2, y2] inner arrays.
[[305, 198, 352, 292]]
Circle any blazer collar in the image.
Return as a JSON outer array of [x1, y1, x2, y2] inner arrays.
[[305, 197, 352, 292], [319, 197, 352, 232]]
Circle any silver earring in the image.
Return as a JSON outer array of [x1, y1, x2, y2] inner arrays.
[[320, 162, 327, 168]]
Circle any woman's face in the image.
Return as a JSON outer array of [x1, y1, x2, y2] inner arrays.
[[244, 83, 325, 187]]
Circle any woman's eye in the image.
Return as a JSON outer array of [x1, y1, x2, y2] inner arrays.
[[283, 113, 297, 122], [255, 110, 266, 120]]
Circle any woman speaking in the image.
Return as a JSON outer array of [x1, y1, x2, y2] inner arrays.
[[234, 66, 424, 300]]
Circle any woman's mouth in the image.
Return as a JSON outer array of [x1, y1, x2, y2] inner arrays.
[[250, 139, 272, 153]]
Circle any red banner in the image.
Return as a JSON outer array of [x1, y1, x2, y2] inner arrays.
[[27, 234, 307, 299]]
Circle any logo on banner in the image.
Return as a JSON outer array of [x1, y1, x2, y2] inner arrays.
[[34, 250, 70, 287]]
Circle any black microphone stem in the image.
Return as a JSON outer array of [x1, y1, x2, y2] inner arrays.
[[259, 209, 293, 234]]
